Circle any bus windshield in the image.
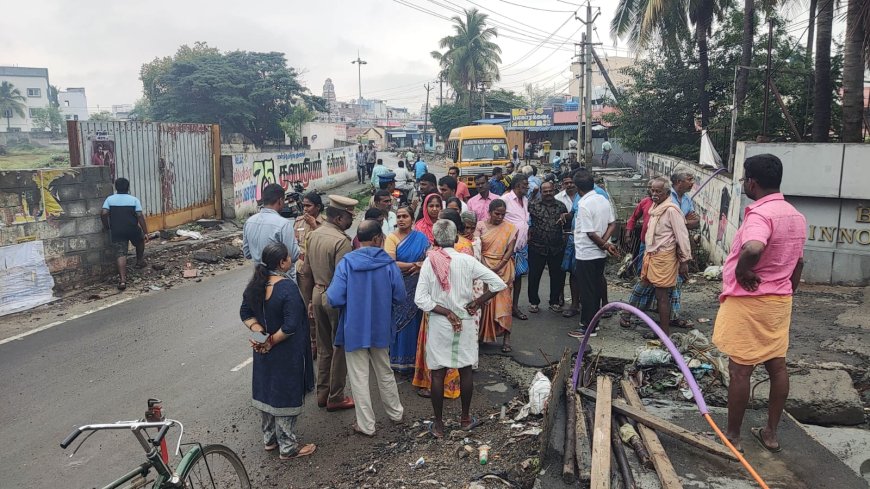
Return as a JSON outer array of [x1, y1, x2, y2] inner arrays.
[[460, 138, 508, 162]]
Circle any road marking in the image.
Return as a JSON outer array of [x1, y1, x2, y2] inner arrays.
[[231, 357, 253, 372], [0, 297, 135, 346]]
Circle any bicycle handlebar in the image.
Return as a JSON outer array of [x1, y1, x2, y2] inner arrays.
[[60, 421, 175, 449]]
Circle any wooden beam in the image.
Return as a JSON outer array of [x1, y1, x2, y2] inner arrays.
[[591, 376, 613, 489], [575, 391, 592, 483], [563, 380, 577, 483], [620, 380, 683, 489], [578, 387, 737, 462]]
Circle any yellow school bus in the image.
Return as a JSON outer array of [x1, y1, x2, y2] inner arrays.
[[445, 125, 510, 190]]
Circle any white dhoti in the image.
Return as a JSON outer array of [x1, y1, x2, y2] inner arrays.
[[425, 316, 478, 370]]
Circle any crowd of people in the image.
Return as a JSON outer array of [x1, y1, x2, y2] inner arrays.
[[231, 149, 804, 460]]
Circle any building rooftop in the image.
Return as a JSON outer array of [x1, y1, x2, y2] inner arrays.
[[0, 66, 49, 78]]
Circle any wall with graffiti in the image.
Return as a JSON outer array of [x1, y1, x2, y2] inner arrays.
[[636, 152, 742, 266], [0, 166, 115, 292], [229, 145, 356, 218]]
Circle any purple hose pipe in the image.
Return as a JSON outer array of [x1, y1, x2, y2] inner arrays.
[[569, 301, 710, 415]]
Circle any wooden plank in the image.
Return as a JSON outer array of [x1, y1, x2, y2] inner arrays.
[[539, 349, 571, 458], [563, 380, 577, 483], [620, 380, 683, 489], [578, 387, 737, 462], [574, 391, 592, 483], [591, 376, 612, 489]]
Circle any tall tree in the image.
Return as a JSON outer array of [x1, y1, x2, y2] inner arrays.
[[432, 8, 502, 114], [811, 0, 834, 141], [735, 0, 755, 110], [842, 0, 866, 141], [0, 81, 27, 131]]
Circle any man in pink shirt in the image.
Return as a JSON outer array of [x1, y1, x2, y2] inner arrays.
[[448, 166, 471, 202], [467, 174, 496, 223], [501, 174, 530, 321], [712, 154, 806, 454]]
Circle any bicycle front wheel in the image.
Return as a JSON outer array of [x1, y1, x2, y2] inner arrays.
[[180, 444, 251, 489]]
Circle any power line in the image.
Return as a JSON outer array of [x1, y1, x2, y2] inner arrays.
[[496, 0, 575, 13]]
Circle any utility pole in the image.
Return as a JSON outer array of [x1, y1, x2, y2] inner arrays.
[[576, 3, 600, 167], [423, 83, 432, 154], [438, 74, 444, 106], [351, 51, 367, 102], [575, 42, 584, 160], [479, 81, 488, 118], [761, 18, 774, 137]]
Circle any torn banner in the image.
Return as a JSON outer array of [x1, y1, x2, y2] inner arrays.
[[0, 240, 55, 317]]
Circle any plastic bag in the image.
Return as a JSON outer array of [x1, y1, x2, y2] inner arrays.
[[528, 372, 551, 415]]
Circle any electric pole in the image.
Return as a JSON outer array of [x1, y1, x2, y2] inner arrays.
[[576, 3, 599, 166], [479, 80, 488, 118], [575, 41, 584, 161], [351, 52, 367, 102], [438, 74, 444, 106], [423, 83, 432, 154], [761, 18, 774, 137]]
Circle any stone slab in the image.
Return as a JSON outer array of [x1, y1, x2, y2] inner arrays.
[[754, 368, 865, 426]]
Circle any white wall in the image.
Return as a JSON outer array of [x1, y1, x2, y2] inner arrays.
[[0, 74, 50, 132], [58, 88, 88, 122], [292, 122, 348, 150]]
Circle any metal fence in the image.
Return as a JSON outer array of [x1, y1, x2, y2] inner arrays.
[[68, 121, 221, 230]]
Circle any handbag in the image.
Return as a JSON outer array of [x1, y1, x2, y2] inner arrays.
[[514, 247, 529, 276]]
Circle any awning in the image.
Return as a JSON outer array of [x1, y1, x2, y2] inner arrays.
[[388, 132, 407, 138], [472, 118, 510, 125], [507, 124, 578, 132]]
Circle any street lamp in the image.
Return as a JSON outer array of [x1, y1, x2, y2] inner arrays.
[[351, 52, 367, 103]]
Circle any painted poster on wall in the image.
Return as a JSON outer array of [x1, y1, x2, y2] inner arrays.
[[91, 139, 116, 179]]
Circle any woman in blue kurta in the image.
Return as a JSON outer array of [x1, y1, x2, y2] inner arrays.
[[240, 242, 316, 459], [384, 205, 430, 373]]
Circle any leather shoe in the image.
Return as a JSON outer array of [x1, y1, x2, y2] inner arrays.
[[326, 397, 355, 412]]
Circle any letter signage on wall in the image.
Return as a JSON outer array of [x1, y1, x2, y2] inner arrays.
[[510, 108, 554, 128]]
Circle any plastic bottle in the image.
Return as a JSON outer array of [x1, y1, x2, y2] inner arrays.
[[478, 445, 490, 465]]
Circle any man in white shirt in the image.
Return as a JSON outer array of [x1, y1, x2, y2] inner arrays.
[[569, 170, 618, 337], [373, 190, 398, 235], [437, 176, 469, 214], [393, 160, 413, 191]]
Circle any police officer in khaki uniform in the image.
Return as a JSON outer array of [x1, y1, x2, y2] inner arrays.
[[306, 194, 358, 411]]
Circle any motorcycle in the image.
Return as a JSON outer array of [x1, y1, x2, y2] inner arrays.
[[280, 180, 322, 219]]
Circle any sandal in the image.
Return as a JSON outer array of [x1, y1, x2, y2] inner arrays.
[[528, 305, 540, 313], [416, 388, 431, 398], [642, 331, 660, 340], [280, 443, 317, 459], [512, 310, 528, 320], [460, 415, 484, 431], [600, 310, 616, 319], [428, 422, 444, 439], [501, 344, 513, 353], [562, 308, 579, 318], [670, 319, 693, 329], [549, 304, 562, 313], [619, 316, 633, 329], [264, 442, 278, 452], [117, 282, 127, 291], [750, 427, 782, 453]]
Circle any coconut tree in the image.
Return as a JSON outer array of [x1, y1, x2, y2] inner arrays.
[[432, 8, 502, 114], [811, 0, 834, 141], [611, 0, 725, 127], [841, 0, 866, 141], [0, 81, 27, 131]]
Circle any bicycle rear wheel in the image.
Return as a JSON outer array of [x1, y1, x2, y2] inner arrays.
[[180, 444, 251, 489]]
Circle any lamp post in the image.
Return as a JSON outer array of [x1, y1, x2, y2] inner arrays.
[[351, 52, 367, 103]]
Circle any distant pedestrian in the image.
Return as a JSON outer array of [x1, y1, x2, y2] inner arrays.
[[415, 219, 506, 438], [306, 195, 358, 412], [568, 171, 618, 338], [523, 165, 542, 201], [624, 183, 654, 275], [527, 181, 567, 314], [243, 183, 300, 282], [511, 144, 520, 164], [356, 145, 367, 184], [414, 155, 429, 181], [447, 166, 471, 202], [713, 154, 806, 454], [365, 144, 377, 179], [524, 141, 532, 165], [406, 149, 416, 166], [328, 220, 406, 437], [552, 151, 562, 174], [240, 242, 316, 460], [601, 140, 612, 168], [101, 177, 148, 290], [668, 171, 700, 328]]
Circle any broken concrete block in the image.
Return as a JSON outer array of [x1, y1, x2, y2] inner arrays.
[[821, 334, 870, 362], [755, 369, 864, 425], [222, 245, 242, 259], [192, 250, 221, 264]]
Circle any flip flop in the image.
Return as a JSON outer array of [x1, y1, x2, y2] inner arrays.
[[279, 443, 317, 459], [501, 345, 513, 353], [670, 319, 694, 329], [264, 442, 278, 452], [512, 310, 528, 320], [461, 415, 484, 431], [549, 304, 562, 313], [416, 388, 431, 398], [750, 427, 782, 453], [428, 423, 444, 439], [528, 305, 540, 313]]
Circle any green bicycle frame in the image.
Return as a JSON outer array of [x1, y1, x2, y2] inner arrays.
[[100, 443, 203, 489]]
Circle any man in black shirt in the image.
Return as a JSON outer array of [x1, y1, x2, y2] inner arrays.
[[527, 181, 568, 313], [101, 178, 148, 290]]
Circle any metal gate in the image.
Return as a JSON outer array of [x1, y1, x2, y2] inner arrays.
[[68, 121, 222, 231]]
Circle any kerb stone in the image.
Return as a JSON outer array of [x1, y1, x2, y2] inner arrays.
[[755, 369, 864, 425]]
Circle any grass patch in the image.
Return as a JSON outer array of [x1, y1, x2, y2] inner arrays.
[[349, 191, 372, 210], [0, 147, 70, 170]]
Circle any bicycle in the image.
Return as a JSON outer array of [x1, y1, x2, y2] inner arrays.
[[60, 399, 251, 489]]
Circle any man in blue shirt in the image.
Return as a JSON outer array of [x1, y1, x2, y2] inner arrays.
[[552, 151, 562, 173], [327, 220, 406, 436], [414, 155, 429, 181], [243, 184, 300, 281], [670, 172, 700, 229], [101, 178, 148, 290], [488, 167, 507, 195]]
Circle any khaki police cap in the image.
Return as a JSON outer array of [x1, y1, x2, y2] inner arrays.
[[327, 195, 358, 213]]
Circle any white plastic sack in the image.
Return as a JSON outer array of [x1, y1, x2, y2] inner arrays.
[[703, 265, 723, 281], [176, 229, 203, 240], [0, 240, 55, 316], [528, 371, 551, 415]]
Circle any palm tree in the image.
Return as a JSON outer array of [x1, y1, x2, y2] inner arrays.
[[0, 81, 27, 131], [735, 0, 756, 111], [611, 0, 724, 127], [433, 8, 502, 114], [841, 0, 866, 141], [811, 0, 833, 141]]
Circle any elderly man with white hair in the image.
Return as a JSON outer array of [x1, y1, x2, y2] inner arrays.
[[415, 219, 507, 439]]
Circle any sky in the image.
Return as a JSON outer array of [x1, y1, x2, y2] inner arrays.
[[0, 0, 837, 116]]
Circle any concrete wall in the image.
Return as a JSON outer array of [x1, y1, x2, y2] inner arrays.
[[225, 145, 357, 219], [736, 142, 870, 285], [0, 166, 114, 290], [293, 122, 348, 150], [58, 88, 89, 122], [635, 143, 870, 285]]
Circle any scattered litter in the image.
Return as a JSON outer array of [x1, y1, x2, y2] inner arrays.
[[528, 372, 551, 415], [516, 427, 542, 437], [409, 456, 425, 469], [499, 405, 506, 420], [182, 263, 198, 279], [478, 445, 490, 465], [176, 229, 203, 240], [513, 403, 531, 421], [697, 317, 711, 323], [636, 347, 672, 366], [365, 463, 376, 474], [510, 423, 524, 430], [148, 285, 162, 291], [702, 265, 723, 280]]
